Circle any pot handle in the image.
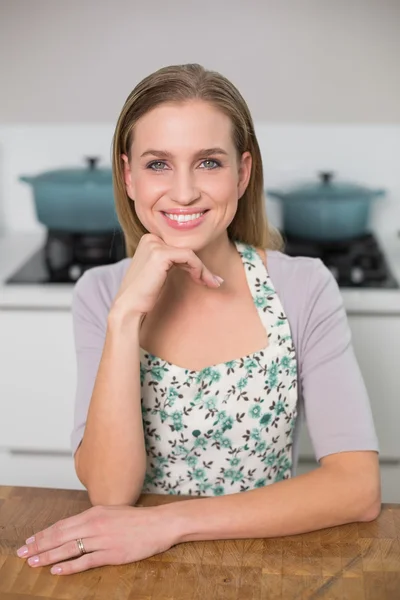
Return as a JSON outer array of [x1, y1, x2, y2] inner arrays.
[[319, 171, 334, 184], [19, 175, 33, 184], [266, 189, 282, 199], [85, 156, 100, 170]]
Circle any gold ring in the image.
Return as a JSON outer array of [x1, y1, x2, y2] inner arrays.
[[76, 538, 86, 556]]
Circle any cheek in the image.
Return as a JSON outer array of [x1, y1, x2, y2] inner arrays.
[[203, 171, 238, 198], [134, 171, 161, 196]]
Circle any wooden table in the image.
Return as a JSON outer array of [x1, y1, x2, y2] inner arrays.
[[0, 486, 399, 599]]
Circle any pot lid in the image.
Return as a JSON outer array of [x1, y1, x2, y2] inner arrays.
[[268, 172, 385, 200], [22, 157, 112, 185]]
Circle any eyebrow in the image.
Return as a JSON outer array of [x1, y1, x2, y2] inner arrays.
[[140, 147, 229, 159]]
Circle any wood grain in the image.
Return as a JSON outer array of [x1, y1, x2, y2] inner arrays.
[[0, 486, 399, 599]]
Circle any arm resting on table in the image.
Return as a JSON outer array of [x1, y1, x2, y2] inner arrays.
[[157, 451, 381, 544]]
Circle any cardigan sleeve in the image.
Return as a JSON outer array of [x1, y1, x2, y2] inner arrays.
[[299, 259, 379, 462], [69, 268, 109, 456]]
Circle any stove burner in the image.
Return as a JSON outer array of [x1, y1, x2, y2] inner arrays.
[[6, 229, 126, 284], [43, 231, 125, 281], [282, 232, 399, 288]]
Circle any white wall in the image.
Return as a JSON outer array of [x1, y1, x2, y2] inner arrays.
[[0, 0, 399, 123], [0, 0, 399, 236]]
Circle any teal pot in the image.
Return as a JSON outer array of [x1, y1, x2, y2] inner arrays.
[[267, 172, 385, 242], [19, 157, 121, 233]]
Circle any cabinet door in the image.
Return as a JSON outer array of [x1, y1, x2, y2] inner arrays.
[[348, 314, 400, 460], [0, 310, 76, 452], [0, 449, 84, 490], [298, 314, 400, 461]]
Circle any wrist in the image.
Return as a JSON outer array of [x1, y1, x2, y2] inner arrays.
[[107, 304, 145, 333], [153, 500, 197, 545]]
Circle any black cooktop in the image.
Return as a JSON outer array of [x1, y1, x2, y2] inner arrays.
[[6, 230, 126, 284], [282, 232, 399, 289], [5, 229, 399, 289]]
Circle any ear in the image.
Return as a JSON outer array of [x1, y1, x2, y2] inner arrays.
[[121, 154, 135, 201], [237, 151, 252, 200]]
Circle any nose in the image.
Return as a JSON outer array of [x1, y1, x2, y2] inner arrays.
[[169, 168, 200, 205]]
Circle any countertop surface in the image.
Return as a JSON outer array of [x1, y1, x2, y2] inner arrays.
[[1, 485, 400, 599], [0, 230, 400, 312]]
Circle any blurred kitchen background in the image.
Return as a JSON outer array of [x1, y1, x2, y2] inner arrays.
[[0, 0, 399, 500]]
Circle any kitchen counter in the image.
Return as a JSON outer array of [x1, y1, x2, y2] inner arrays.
[[0, 230, 400, 312], [1, 486, 400, 599]]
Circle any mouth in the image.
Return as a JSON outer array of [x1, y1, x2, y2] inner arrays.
[[161, 210, 209, 230]]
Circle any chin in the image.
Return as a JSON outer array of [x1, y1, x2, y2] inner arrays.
[[160, 234, 209, 252]]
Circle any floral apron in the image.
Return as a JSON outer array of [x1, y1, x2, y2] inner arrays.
[[139, 241, 298, 496]]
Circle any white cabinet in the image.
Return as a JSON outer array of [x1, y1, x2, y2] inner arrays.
[[0, 308, 82, 489], [0, 310, 76, 451], [298, 313, 400, 462], [0, 450, 84, 490]]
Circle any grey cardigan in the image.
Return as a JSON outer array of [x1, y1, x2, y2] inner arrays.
[[70, 250, 379, 472]]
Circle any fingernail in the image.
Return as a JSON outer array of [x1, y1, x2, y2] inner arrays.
[[213, 276, 224, 285], [26, 536, 35, 544], [17, 546, 28, 557], [51, 566, 62, 575], [28, 555, 39, 566]]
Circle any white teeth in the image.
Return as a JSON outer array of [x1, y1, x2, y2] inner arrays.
[[164, 211, 205, 222]]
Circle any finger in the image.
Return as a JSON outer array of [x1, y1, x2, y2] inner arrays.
[[50, 550, 110, 575], [20, 510, 97, 558], [26, 536, 99, 569], [165, 250, 222, 288]]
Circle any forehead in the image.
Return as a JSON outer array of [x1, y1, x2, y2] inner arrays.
[[132, 101, 234, 151]]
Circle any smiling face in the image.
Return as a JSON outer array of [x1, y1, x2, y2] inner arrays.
[[122, 100, 252, 251]]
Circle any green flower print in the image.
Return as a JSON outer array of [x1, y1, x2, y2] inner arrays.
[[193, 468, 207, 481], [260, 413, 272, 426], [205, 397, 217, 410], [262, 282, 275, 295], [150, 365, 167, 382], [254, 295, 268, 309], [167, 387, 180, 403], [250, 428, 262, 442], [249, 405, 262, 419], [225, 469, 243, 482], [255, 478, 267, 488], [255, 441, 267, 453], [221, 416, 234, 432], [172, 410, 183, 422], [264, 451, 277, 467], [221, 437, 232, 448], [237, 377, 248, 390], [194, 436, 208, 449], [210, 370, 221, 383], [280, 356, 291, 369], [242, 247, 256, 261], [139, 240, 297, 497], [159, 409, 169, 423]]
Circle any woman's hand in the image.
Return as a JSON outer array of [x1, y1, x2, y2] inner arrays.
[[110, 233, 223, 319], [16, 504, 177, 575]]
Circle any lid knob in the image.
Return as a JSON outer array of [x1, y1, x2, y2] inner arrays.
[[85, 156, 100, 170], [319, 171, 334, 185]]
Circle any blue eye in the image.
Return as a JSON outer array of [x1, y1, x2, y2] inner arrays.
[[147, 161, 166, 171], [200, 159, 221, 169], [146, 158, 221, 171]]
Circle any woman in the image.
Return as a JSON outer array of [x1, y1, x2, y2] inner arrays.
[[17, 63, 380, 575]]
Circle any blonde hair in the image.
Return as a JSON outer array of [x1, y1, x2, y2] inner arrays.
[[112, 63, 283, 256]]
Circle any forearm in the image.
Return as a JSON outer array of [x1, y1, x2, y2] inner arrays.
[[77, 312, 146, 506], [160, 463, 381, 544]]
